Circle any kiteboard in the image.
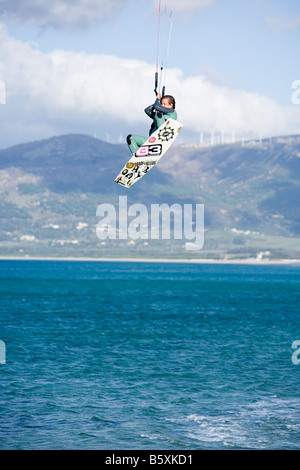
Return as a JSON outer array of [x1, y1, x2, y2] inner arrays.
[[115, 118, 183, 188]]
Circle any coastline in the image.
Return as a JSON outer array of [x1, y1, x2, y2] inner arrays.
[[0, 256, 300, 266]]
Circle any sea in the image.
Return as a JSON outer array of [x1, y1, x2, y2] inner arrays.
[[0, 259, 299, 450]]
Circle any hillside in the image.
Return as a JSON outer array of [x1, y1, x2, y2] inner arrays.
[[0, 133, 299, 260]]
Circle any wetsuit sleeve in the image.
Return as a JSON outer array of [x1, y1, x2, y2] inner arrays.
[[144, 104, 155, 119], [145, 99, 176, 118]]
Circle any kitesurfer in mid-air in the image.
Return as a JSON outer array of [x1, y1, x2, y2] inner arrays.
[[126, 93, 177, 155]]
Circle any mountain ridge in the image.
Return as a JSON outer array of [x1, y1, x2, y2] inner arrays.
[[0, 133, 299, 259]]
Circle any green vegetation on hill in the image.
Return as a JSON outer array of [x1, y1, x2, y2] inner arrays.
[[0, 133, 299, 260]]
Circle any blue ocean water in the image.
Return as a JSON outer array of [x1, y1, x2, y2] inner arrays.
[[0, 259, 299, 450]]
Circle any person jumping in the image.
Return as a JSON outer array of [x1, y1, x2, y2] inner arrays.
[[126, 93, 177, 155]]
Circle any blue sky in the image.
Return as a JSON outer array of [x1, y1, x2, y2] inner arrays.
[[0, 0, 299, 148]]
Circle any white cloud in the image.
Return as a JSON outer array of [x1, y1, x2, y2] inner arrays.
[[0, 0, 218, 29], [175, 74, 300, 138], [0, 22, 299, 148], [265, 14, 300, 31], [0, 0, 131, 28], [162, 0, 217, 13]]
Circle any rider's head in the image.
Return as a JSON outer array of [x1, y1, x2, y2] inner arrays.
[[161, 95, 175, 109]]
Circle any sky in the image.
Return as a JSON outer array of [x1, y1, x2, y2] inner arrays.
[[0, 0, 300, 148]]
